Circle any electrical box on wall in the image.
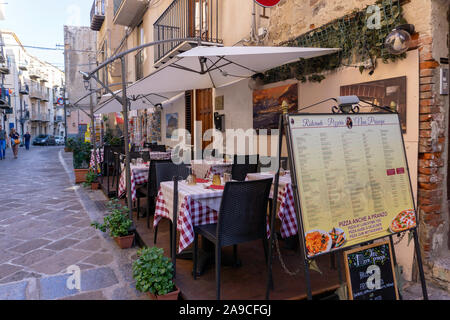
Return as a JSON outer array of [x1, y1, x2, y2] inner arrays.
[[440, 67, 449, 95], [214, 112, 225, 132]]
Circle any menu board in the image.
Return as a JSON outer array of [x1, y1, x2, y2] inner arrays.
[[344, 241, 398, 300], [287, 114, 416, 258]]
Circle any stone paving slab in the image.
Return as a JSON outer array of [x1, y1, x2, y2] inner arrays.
[[0, 281, 28, 300], [0, 147, 142, 300]]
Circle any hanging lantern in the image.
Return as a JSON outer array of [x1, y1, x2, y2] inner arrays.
[[384, 24, 415, 55]]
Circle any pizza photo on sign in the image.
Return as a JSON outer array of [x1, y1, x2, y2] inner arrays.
[[389, 209, 417, 233]]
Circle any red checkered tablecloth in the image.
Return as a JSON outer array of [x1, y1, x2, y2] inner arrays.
[[118, 164, 149, 201], [154, 180, 271, 253], [246, 173, 298, 239]]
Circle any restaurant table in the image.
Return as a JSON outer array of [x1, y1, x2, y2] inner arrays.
[[149, 151, 172, 161], [246, 172, 298, 239], [118, 163, 149, 201], [154, 180, 225, 254], [191, 159, 233, 179]]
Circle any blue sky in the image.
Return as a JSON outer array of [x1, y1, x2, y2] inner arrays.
[[0, 0, 93, 69]]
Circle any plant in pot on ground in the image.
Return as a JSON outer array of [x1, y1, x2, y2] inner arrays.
[[91, 199, 134, 249], [83, 170, 99, 189], [132, 246, 180, 300], [71, 137, 92, 183]]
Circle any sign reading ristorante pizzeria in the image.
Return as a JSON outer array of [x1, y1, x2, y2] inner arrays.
[[287, 113, 416, 258]]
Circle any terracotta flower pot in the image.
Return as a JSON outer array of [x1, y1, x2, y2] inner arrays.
[[147, 286, 180, 301], [74, 169, 89, 184], [64, 147, 72, 153], [113, 233, 134, 249], [91, 182, 100, 190]]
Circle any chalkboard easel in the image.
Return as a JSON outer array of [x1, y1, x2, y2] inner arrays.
[[344, 241, 399, 300]]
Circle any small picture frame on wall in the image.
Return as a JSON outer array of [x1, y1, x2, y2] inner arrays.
[[215, 95, 224, 111]]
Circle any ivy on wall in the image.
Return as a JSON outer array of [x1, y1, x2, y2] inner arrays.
[[264, 0, 408, 84]]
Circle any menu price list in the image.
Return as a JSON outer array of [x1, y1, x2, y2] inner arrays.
[[289, 114, 415, 248]]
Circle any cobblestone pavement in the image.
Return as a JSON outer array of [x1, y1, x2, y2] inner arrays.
[[0, 146, 145, 300]]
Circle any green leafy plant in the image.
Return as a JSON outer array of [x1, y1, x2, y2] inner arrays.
[[91, 200, 132, 238], [132, 247, 175, 296], [85, 170, 98, 184], [263, 0, 408, 84], [71, 137, 92, 169]]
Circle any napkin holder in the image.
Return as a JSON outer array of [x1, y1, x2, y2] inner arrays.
[[187, 174, 197, 186]]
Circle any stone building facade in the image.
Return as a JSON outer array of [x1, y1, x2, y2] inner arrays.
[[265, 0, 449, 290]]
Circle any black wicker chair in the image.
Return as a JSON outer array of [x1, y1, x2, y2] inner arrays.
[[231, 154, 259, 181], [135, 159, 171, 223], [150, 145, 167, 152], [152, 162, 190, 248], [192, 178, 273, 300]]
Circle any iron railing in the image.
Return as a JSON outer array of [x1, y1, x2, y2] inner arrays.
[[91, 0, 106, 31], [153, 0, 221, 63]]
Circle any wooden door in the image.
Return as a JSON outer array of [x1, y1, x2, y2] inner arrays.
[[195, 88, 213, 150]]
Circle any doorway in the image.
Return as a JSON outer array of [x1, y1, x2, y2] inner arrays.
[[195, 88, 213, 151]]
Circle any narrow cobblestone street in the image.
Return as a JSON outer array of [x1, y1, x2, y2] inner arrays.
[[0, 146, 145, 300]]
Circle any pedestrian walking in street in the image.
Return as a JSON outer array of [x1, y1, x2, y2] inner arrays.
[[0, 124, 6, 160], [9, 128, 20, 159], [24, 131, 31, 150]]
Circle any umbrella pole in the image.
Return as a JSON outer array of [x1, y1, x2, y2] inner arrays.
[[120, 56, 133, 220], [89, 83, 98, 175]]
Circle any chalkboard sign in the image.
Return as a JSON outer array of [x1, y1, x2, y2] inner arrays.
[[344, 241, 399, 300]]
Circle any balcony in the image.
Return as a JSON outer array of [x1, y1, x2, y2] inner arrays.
[[29, 83, 42, 100], [91, 0, 105, 31], [0, 86, 11, 109], [0, 64, 10, 75], [19, 83, 29, 95], [113, 0, 147, 27], [30, 113, 50, 122], [153, 0, 222, 66], [29, 68, 41, 80]]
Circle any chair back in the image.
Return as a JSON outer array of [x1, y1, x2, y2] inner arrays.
[[155, 162, 190, 191], [147, 159, 172, 197], [231, 155, 259, 181], [150, 145, 167, 152], [258, 156, 289, 172], [216, 178, 272, 247]]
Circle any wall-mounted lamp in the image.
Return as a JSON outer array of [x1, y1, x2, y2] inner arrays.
[[385, 24, 415, 55], [248, 73, 265, 90]]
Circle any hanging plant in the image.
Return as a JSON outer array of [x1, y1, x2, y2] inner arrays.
[[263, 0, 408, 84]]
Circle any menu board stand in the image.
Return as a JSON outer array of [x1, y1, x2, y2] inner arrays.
[[265, 113, 428, 301]]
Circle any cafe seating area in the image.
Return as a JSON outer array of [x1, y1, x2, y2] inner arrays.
[[91, 144, 343, 300]]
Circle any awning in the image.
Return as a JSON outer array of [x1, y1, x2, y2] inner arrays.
[[125, 46, 339, 95]]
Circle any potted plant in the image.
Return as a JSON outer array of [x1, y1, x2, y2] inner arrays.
[[84, 170, 100, 190], [132, 247, 180, 300], [72, 137, 92, 183], [91, 200, 134, 249], [65, 137, 75, 152]]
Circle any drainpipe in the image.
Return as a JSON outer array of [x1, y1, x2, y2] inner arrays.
[[251, 1, 257, 42]]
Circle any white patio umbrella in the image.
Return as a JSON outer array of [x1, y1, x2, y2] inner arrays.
[[125, 46, 339, 94]]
